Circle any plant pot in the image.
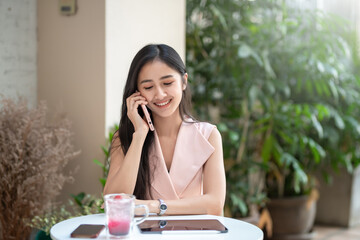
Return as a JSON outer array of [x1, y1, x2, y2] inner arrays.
[[315, 166, 360, 227], [35, 230, 52, 240], [267, 195, 317, 239], [266, 230, 316, 240]]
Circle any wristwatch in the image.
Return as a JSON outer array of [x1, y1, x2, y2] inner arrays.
[[158, 220, 168, 228], [158, 199, 167, 216]]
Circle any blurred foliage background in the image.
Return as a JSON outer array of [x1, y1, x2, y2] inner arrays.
[[186, 0, 360, 218], [28, 1, 360, 235]]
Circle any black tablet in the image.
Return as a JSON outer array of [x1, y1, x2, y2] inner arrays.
[[138, 219, 228, 234]]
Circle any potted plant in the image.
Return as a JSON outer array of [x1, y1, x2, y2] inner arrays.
[[186, 0, 360, 238], [251, 5, 360, 239], [186, 0, 271, 222], [0, 98, 80, 240]]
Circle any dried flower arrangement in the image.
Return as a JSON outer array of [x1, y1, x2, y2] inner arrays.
[[0, 98, 80, 240]]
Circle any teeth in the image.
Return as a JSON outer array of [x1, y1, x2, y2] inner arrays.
[[155, 100, 170, 106]]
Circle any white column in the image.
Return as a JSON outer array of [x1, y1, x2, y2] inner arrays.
[[105, 0, 186, 135]]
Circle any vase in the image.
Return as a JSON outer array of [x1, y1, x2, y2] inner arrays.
[[267, 195, 317, 240]]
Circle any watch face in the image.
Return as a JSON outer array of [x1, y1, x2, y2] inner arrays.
[[160, 204, 167, 210], [159, 220, 167, 228]]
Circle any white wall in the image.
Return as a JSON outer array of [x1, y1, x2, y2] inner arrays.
[[0, 0, 37, 107], [1, 0, 186, 202], [37, 0, 106, 200], [37, 0, 186, 201], [105, 0, 186, 133]]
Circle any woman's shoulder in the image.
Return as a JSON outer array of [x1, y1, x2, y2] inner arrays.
[[184, 118, 216, 140]]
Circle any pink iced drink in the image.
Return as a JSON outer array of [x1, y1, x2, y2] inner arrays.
[[108, 219, 131, 235]]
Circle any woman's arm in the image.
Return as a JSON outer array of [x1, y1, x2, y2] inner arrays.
[[103, 92, 149, 195], [136, 128, 226, 216], [103, 131, 147, 195]]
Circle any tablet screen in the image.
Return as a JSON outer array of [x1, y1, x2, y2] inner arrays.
[[138, 219, 228, 234]]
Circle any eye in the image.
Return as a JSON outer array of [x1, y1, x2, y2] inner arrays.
[[164, 81, 174, 86], [144, 86, 153, 90]]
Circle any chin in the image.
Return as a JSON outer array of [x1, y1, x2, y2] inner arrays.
[[152, 108, 180, 119]]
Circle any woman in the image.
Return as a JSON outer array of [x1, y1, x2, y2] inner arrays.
[[104, 44, 226, 216]]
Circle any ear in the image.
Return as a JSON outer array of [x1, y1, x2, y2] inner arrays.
[[182, 73, 188, 90]]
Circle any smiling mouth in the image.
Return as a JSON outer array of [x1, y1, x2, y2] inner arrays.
[[154, 99, 171, 107]]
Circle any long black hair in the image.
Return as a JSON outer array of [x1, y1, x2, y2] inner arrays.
[[114, 44, 193, 200]]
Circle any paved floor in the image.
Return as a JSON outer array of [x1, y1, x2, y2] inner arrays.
[[313, 224, 360, 240]]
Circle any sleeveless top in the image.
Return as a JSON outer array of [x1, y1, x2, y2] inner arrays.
[[147, 121, 215, 200]]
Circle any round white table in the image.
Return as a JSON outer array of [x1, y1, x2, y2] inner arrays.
[[50, 214, 263, 240]]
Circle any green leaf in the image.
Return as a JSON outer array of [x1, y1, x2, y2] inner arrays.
[[292, 161, 308, 193], [317, 61, 325, 73], [314, 80, 323, 95], [309, 138, 326, 161], [251, 51, 263, 67], [217, 122, 228, 132], [262, 50, 276, 79], [329, 80, 339, 101], [209, 4, 227, 30], [311, 115, 323, 138], [308, 139, 320, 163], [71, 192, 85, 207], [278, 130, 294, 145], [99, 178, 107, 188], [254, 115, 271, 126], [305, 79, 313, 95], [229, 131, 240, 143], [88, 199, 95, 207], [93, 159, 106, 173], [93, 159, 104, 168], [325, 64, 338, 79], [109, 132, 114, 142], [296, 77, 303, 92], [265, 81, 276, 95], [238, 44, 252, 58], [248, 85, 259, 108], [283, 85, 291, 98], [332, 111, 345, 130], [344, 155, 354, 173], [230, 193, 248, 216], [316, 104, 330, 120], [237, 43, 263, 67], [337, 35, 351, 58], [345, 116, 360, 135], [262, 136, 273, 163], [280, 152, 296, 167], [101, 146, 109, 157]]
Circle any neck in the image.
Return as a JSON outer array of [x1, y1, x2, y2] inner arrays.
[[153, 111, 182, 137]]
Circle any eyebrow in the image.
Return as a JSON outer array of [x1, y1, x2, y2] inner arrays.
[[139, 74, 174, 84]]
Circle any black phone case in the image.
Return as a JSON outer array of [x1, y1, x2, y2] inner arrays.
[[70, 224, 105, 238]]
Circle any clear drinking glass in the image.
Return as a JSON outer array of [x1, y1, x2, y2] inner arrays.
[[104, 193, 149, 238]]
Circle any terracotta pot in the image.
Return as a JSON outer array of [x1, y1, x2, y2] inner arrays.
[[267, 195, 317, 238]]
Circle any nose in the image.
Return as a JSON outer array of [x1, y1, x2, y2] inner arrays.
[[154, 86, 166, 99]]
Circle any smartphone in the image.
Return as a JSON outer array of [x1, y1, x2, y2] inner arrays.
[[141, 104, 155, 131], [70, 224, 105, 238], [138, 219, 228, 234]]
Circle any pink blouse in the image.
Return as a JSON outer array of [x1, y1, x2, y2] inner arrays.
[[147, 121, 215, 200]]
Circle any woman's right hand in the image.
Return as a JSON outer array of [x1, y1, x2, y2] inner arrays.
[[126, 92, 149, 133]]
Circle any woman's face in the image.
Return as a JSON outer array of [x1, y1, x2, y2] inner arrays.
[[137, 60, 187, 119]]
